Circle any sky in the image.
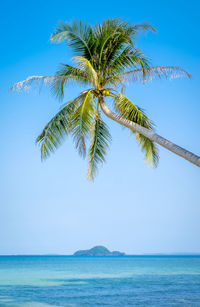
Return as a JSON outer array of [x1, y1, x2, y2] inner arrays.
[[0, 0, 200, 255]]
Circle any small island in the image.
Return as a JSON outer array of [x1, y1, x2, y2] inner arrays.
[[73, 245, 125, 256]]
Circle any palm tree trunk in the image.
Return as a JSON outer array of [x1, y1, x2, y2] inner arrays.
[[99, 94, 200, 167]]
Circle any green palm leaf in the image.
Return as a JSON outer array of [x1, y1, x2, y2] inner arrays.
[[93, 19, 130, 69], [51, 64, 90, 99], [50, 21, 70, 42], [94, 19, 153, 73], [136, 133, 159, 167], [71, 90, 95, 157], [36, 94, 85, 160], [133, 22, 156, 33], [51, 21, 94, 60], [113, 92, 159, 166], [104, 49, 149, 86], [98, 21, 133, 71], [73, 56, 99, 88], [106, 47, 149, 75], [88, 115, 111, 180], [114, 92, 153, 129]]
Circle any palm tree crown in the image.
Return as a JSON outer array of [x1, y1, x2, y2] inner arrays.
[[11, 19, 192, 179]]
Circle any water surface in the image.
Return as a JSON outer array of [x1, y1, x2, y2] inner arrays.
[[0, 255, 200, 306]]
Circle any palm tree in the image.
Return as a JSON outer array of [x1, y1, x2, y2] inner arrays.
[[11, 19, 200, 179]]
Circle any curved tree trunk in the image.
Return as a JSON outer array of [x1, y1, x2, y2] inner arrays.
[[99, 94, 200, 167]]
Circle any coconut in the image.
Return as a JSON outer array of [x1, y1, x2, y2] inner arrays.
[[103, 89, 110, 96]]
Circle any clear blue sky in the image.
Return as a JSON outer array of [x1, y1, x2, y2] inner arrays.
[[1, 0, 200, 255]]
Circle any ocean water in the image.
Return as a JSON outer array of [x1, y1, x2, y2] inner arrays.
[[0, 256, 200, 307]]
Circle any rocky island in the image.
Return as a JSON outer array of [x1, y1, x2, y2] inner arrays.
[[73, 245, 125, 256]]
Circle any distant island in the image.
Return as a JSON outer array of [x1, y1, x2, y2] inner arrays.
[[73, 246, 125, 256]]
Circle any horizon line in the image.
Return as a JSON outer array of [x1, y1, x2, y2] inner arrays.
[[1, 253, 200, 256]]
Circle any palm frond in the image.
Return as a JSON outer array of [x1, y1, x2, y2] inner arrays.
[[100, 23, 133, 71], [10, 64, 90, 97], [113, 92, 154, 129], [93, 19, 154, 73], [73, 56, 98, 87], [104, 48, 149, 82], [106, 46, 135, 75], [133, 22, 156, 33], [50, 21, 70, 42], [88, 115, 111, 180], [136, 133, 159, 167], [51, 21, 94, 60], [108, 76, 125, 93], [94, 19, 132, 69], [51, 64, 89, 99], [10, 75, 56, 92], [71, 90, 95, 157], [36, 94, 85, 160], [117, 66, 191, 83], [113, 92, 158, 166]]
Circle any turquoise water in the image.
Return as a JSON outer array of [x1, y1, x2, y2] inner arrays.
[[0, 256, 200, 307]]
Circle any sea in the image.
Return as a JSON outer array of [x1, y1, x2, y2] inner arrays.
[[0, 255, 200, 307]]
